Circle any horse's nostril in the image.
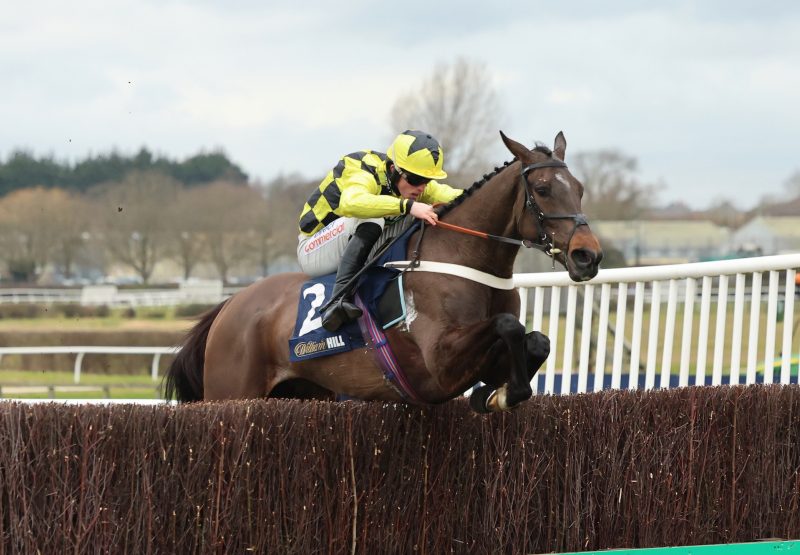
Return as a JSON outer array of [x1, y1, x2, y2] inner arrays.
[[571, 248, 597, 268]]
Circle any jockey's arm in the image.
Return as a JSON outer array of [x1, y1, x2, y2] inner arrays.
[[419, 180, 464, 205], [338, 182, 408, 219]]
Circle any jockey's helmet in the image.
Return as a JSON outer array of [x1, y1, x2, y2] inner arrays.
[[386, 130, 448, 180]]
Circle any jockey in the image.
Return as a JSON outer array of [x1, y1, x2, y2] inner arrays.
[[297, 129, 463, 331]]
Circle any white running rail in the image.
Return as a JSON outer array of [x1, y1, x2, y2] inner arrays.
[[2, 255, 799, 399], [0, 346, 180, 384], [0, 284, 240, 307], [513, 254, 800, 394]]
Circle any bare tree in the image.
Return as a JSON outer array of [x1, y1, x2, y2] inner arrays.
[[390, 57, 506, 187], [782, 170, 800, 199], [258, 174, 319, 267], [192, 181, 266, 283], [0, 187, 68, 282], [572, 150, 660, 220], [48, 190, 94, 279], [167, 187, 210, 280], [702, 197, 747, 229], [752, 177, 800, 217], [92, 171, 181, 284]]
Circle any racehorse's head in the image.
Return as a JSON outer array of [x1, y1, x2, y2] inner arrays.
[[501, 131, 602, 282]]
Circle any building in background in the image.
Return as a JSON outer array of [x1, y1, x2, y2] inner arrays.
[[593, 220, 730, 266], [728, 216, 800, 256]]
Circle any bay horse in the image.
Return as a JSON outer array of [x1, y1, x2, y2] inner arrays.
[[165, 132, 602, 412]]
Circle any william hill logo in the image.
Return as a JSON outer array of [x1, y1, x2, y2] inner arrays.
[[293, 335, 347, 358], [326, 335, 345, 348]]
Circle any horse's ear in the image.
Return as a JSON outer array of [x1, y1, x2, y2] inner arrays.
[[500, 131, 531, 160], [553, 131, 567, 161]]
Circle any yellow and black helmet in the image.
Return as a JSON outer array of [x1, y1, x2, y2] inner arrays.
[[386, 130, 447, 180]]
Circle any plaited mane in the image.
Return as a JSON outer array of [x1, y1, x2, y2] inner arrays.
[[437, 144, 554, 218]]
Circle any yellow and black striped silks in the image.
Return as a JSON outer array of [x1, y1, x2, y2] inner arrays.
[[298, 150, 462, 236]]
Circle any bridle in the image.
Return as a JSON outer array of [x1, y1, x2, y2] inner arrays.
[[518, 158, 590, 261], [430, 158, 591, 266]]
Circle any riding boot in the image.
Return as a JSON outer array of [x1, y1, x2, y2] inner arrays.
[[321, 222, 382, 332]]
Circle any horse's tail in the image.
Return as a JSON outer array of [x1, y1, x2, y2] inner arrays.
[[164, 301, 227, 402]]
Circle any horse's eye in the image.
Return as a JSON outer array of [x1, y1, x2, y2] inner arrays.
[[534, 187, 550, 197]]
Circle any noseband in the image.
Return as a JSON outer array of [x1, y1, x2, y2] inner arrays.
[[519, 159, 590, 261]]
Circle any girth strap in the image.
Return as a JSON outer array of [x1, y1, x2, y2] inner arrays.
[[384, 260, 515, 290], [354, 295, 425, 404]]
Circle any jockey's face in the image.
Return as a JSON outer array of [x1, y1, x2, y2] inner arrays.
[[396, 173, 429, 200]]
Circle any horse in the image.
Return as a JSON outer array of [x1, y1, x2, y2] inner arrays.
[[165, 131, 602, 412]]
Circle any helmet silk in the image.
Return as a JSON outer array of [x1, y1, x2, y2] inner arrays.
[[387, 130, 448, 180]]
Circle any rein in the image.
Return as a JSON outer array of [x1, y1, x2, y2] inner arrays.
[[428, 158, 589, 264], [434, 220, 561, 254]]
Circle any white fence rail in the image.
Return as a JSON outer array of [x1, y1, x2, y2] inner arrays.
[[514, 253, 800, 394], [0, 281, 238, 307], [1, 255, 799, 399], [0, 346, 180, 384]]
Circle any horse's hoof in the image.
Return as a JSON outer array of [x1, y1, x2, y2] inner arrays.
[[469, 384, 495, 414], [485, 385, 513, 411]]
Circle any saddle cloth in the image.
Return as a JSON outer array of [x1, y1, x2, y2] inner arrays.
[[288, 273, 366, 362], [288, 222, 418, 363]]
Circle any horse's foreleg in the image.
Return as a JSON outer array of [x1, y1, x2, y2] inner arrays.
[[474, 329, 550, 413], [487, 313, 532, 409], [429, 314, 548, 412], [524, 330, 550, 380]]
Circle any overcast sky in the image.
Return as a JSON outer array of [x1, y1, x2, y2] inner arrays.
[[3, 0, 799, 209]]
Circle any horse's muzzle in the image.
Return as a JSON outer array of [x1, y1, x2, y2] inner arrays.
[[568, 247, 602, 281]]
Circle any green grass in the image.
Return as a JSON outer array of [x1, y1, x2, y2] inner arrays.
[[0, 369, 157, 386], [0, 369, 162, 399], [0, 316, 190, 332], [0, 316, 123, 328], [0, 305, 195, 332], [0, 307, 192, 399], [6, 387, 160, 400]]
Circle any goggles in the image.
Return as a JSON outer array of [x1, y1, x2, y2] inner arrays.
[[403, 172, 431, 186]]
